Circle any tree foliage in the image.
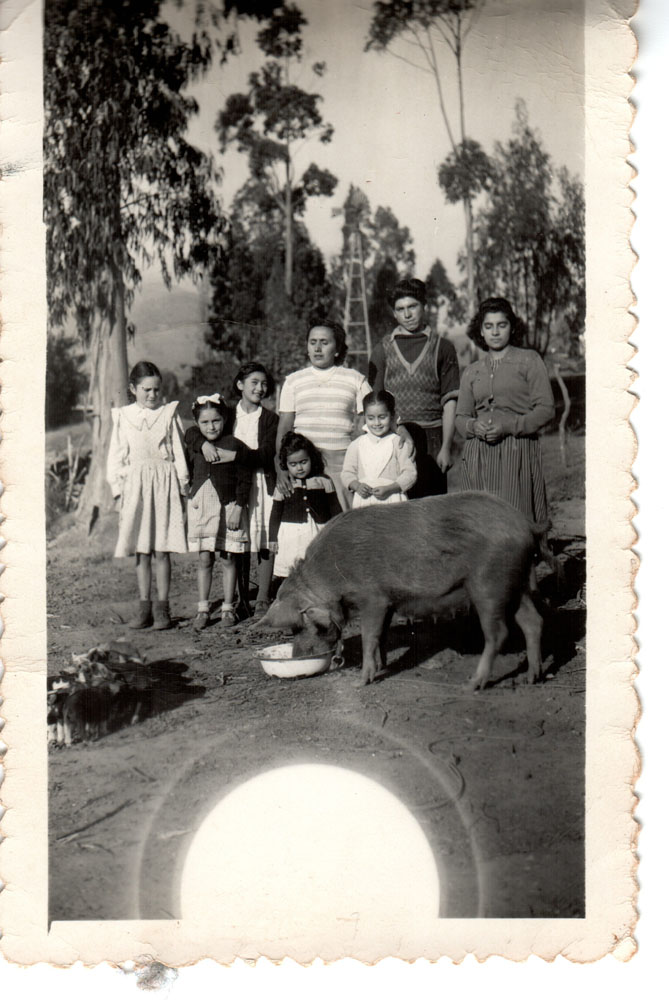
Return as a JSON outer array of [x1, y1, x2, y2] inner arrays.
[[206, 184, 334, 382], [43, 0, 244, 338], [470, 102, 585, 356], [44, 0, 280, 521], [46, 334, 87, 429], [438, 137, 491, 204], [216, 3, 337, 298]]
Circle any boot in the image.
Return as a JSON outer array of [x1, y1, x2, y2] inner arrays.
[[152, 600, 172, 630], [128, 600, 153, 630]]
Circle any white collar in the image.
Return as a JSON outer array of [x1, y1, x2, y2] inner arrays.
[[123, 401, 164, 429], [236, 400, 261, 420], [363, 429, 398, 445]]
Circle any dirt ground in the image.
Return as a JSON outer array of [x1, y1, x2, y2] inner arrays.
[[47, 432, 586, 923]]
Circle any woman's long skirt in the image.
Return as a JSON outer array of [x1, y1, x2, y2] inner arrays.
[[459, 436, 549, 523]]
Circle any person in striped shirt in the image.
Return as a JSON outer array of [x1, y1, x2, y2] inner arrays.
[[455, 297, 555, 522], [275, 321, 372, 511]]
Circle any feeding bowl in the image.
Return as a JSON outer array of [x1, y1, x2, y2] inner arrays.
[[256, 642, 334, 679]]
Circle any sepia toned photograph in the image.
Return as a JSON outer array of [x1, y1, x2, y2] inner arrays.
[[0, 0, 636, 967]]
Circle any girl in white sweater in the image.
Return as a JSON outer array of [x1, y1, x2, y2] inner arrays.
[[341, 391, 417, 508]]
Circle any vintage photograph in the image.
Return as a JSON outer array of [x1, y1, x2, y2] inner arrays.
[[42, 0, 589, 935]]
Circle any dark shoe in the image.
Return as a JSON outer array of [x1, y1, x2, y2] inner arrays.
[[193, 610, 210, 631], [128, 600, 153, 630], [152, 601, 173, 630]]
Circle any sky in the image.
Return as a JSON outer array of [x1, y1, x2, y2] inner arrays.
[[172, 0, 584, 283]]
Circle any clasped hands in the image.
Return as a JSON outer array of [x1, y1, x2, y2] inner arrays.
[[351, 480, 397, 501], [472, 416, 509, 444]]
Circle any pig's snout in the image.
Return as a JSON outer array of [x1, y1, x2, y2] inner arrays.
[[292, 629, 334, 658]]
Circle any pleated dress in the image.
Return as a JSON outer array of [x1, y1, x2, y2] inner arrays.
[[106, 401, 189, 557]]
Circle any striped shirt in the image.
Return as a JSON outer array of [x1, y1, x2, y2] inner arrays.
[[279, 365, 372, 452]]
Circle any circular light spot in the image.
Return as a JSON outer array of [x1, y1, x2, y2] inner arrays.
[[180, 764, 440, 952]]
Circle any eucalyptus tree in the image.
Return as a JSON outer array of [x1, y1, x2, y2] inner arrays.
[[44, 0, 279, 524], [365, 0, 489, 310], [216, 3, 337, 299], [471, 102, 585, 357]]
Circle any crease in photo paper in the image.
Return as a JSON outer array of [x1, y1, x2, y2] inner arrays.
[[0, 0, 637, 966]]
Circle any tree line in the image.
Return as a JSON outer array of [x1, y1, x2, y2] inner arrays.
[[45, 0, 584, 524]]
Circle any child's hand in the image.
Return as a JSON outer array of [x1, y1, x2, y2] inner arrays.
[[213, 447, 237, 463], [352, 480, 373, 499], [227, 503, 243, 531], [371, 484, 397, 501], [268, 541, 279, 554], [202, 441, 219, 462]]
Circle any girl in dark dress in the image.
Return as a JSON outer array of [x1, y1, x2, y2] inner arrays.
[[232, 362, 280, 616], [185, 394, 252, 628], [269, 432, 341, 580]]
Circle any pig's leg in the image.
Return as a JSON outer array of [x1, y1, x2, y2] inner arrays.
[[468, 600, 508, 691], [356, 601, 389, 687], [514, 591, 544, 683]]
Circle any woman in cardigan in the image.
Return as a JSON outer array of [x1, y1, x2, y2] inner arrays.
[[455, 297, 555, 522]]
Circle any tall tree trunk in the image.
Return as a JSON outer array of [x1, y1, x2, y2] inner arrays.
[[463, 195, 475, 310], [76, 263, 128, 532], [285, 155, 293, 299]]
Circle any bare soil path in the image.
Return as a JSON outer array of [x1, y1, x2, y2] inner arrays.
[[47, 434, 586, 922]]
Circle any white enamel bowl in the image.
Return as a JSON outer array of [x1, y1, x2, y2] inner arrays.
[[257, 642, 333, 679]]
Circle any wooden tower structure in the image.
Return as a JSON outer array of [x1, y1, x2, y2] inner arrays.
[[343, 229, 372, 364]]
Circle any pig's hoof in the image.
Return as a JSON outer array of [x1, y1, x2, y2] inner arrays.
[[353, 674, 372, 689]]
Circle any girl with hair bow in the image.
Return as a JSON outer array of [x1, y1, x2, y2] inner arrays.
[[185, 393, 253, 629]]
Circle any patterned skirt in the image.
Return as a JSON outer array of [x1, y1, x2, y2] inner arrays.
[[187, 480, 249, 554], [459, 436, 549, 523]]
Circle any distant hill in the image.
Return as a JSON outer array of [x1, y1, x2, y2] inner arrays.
[[128, 280, 208, 381]]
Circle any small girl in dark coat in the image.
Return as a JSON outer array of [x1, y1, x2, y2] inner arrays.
[[185, 394, 252, 628], [269, 432, 341, 580], [231, 362, 280, 616]]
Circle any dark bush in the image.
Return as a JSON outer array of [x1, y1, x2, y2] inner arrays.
[[46, 334, 87, 428]]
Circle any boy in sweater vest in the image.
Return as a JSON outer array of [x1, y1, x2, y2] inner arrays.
[[368, 278, 459, 497]]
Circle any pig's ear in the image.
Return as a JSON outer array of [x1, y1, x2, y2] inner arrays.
[[254, 599, 298, 630], [303, 606, 341, 634]]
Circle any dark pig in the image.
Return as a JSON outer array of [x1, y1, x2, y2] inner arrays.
[[260, 491, 547, 690]]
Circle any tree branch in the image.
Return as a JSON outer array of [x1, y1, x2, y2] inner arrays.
[[383, 46, 431, 73], [426, 28, 457, 150], [434, 18, 456, 56]]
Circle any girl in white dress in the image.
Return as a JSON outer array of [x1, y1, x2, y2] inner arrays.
[[232, 363, 279, 617], [106, 361, 189, 630], [341, 390, 417, 508]]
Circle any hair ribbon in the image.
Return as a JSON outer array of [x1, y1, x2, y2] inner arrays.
[[195, 393, 223, 406]]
